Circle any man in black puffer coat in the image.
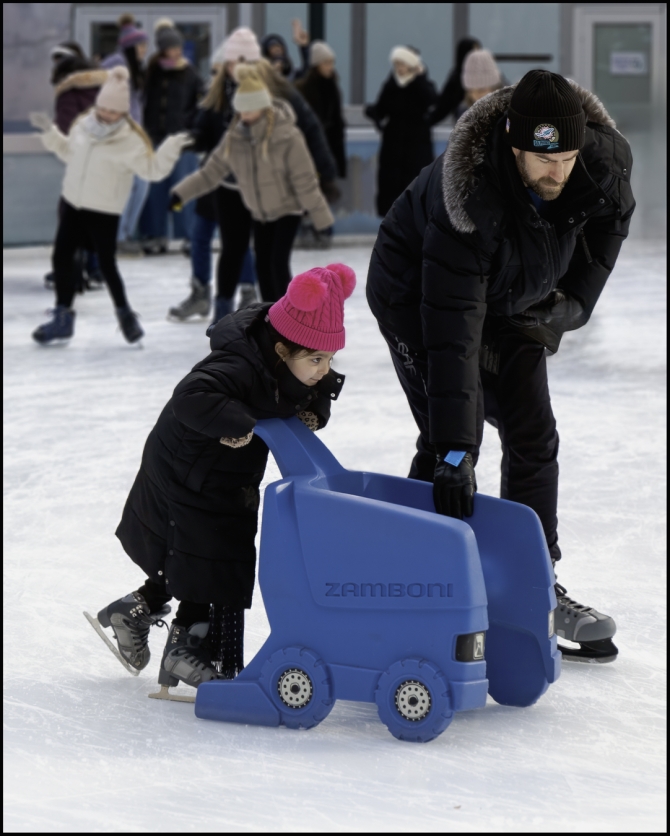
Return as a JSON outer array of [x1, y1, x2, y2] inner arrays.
[[367, 70, 635, 663]]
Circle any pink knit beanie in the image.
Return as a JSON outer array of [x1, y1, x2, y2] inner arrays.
[[268, 263, 356, 352], [222, 27, 262, 63], [96, 65, 130, 113]]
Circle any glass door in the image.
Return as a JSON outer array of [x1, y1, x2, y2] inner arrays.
[[74, 5, 228, 78]]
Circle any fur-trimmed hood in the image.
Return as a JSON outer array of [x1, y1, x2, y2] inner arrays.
[[54, 69, 108, 98], [442, 80, 617, 233]]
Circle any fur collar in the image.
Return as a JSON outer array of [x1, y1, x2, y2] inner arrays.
[[442, 80, 617, 233], [55, 69, 108, 97]]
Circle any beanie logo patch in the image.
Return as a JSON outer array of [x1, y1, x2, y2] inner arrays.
[[533, 123, 559, 150]]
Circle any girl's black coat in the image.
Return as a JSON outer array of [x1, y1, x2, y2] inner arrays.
[[365, 72, 438, 217], [116, 304, 343, 608]]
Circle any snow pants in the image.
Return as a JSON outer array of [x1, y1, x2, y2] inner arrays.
[[53, 201, 128, 310], [380, 324, 561, 563]]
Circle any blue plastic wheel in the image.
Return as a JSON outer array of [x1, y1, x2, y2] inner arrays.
[[259, 647, 334, 730], [375, 658, 453, 743]]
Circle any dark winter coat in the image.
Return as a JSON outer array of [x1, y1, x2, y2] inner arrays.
[[428, 37, 480, 126], [53, 68, 108, 135], [116, 304, 344, 608], [295, 69, 347, 178], [143, 56, 205, 146], [366, 82, 635, 453], [260, 34, 309, 80], [365, 72, 438, 217]]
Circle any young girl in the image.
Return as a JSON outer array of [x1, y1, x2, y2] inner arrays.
[[170, 65, 334, 320], [89, 263, 355, 695], [30, 66, 191, 345]]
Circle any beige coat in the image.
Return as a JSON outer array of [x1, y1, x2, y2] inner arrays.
[[174, 99, 334, 230], [40, 116, 189, 215]]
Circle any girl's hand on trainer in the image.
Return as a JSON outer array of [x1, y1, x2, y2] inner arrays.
[[220, 432, 254, 448], [29, 112, 52, 132]]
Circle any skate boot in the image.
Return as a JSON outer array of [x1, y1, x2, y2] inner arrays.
[[554, 582, 618, 663], [167, 279, 210, 322], [83, 591, 171, 675], [236, 283, 258, 310], [207, 604, 245, 680], [149, 622, 220, 702], [116, 240, 144, 257], [32, 306, 75, 345], [116, 305, 144, 344], [142, 236, 168, 256], [44, 271, 55, 289]]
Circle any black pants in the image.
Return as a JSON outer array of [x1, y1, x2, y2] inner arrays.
[[215, 187, 301, 303], [54, 201, 128, 309], [380, 324, 561, 563]]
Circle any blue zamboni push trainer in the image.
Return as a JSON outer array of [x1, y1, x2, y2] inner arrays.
[[195, 417, 560, 742]]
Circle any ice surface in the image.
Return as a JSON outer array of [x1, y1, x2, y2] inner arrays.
[[3, 241, 666, 832]]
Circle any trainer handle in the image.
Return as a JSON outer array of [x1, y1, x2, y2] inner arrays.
[[254, 417, 345, 479]]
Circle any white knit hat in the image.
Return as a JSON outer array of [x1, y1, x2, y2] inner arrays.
[[309, 40, 336, 67], [232, 64, 272, 113], [221, 27, 261, 63], [390, 46, 422, 70], [96, 65, 130, 113], [461, 49, 501, 90]]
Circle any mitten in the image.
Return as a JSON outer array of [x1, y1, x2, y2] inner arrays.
[[297, 411, 319, 432], [219, 432, 253, 448]]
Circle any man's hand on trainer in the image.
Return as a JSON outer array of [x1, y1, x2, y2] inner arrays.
[[433, 452, 477, 519]]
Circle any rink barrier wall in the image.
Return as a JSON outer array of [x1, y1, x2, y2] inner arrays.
[[2, 126, 451, 246]]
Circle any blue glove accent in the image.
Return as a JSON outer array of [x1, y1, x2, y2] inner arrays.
[[445, 450, 466, 467]]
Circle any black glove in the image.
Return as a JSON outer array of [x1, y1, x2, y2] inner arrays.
[[321, 180, 341, 203], [433, 452, 477, 519], [508, 290, 587, 353], [169, 192, 184, 212]]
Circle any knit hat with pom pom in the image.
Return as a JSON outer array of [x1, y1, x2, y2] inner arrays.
[[96, 65, 130, 113], [268, 263, 356, 352]]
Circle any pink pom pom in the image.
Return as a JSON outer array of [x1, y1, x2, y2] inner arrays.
[[286, 270, 327, 311], [326, 263, 356, 299]]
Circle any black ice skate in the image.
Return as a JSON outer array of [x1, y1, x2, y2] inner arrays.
[[554, 583, 618, 663], [149, 622, 220, 703], [207, 604, 245, 680], [84, 592, 170, 676]]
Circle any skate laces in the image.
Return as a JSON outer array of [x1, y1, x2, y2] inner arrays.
[[554, 582, 591, 613]]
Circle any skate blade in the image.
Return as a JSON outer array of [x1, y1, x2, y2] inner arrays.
[[559, 639, 618, 664], [83, 611, 140, 676], [166, 314, 210, 323], [148, 684, 195, 703]]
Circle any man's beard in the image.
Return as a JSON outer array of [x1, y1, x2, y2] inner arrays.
[[515, 151, 569, 201]]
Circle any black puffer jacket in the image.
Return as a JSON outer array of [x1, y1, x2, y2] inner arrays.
[[143, 56, 205, 145], [295, 69, 347, 178], [366, 82, 635, 452], [365, 72, 438, 217], [116, 304, 344, 608]]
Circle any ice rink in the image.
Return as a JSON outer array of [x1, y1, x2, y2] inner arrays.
[[3, 240, 667, 832]]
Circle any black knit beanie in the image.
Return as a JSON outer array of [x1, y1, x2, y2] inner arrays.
[[506, 70, 586, 153]]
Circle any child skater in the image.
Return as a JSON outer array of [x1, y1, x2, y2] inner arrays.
[[169, 64, 334, 321], [88, 263, 356, 696], [29, 66, 192, 345]]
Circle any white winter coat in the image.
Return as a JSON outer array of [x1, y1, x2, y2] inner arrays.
[[40, 117, 188, 215]]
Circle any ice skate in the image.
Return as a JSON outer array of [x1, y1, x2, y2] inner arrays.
[[236, 283, 258, 310], [116, 305, 144, 344], [142, 236, 168, 256], [84, 591, 170, 676], [149, 622, 220, 702], [207, 604, 245, 680], [554, 582, 618, 663], [32, 306, 75, 345], [116, 240, 144, 258], [167, 279, 210, 322]]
